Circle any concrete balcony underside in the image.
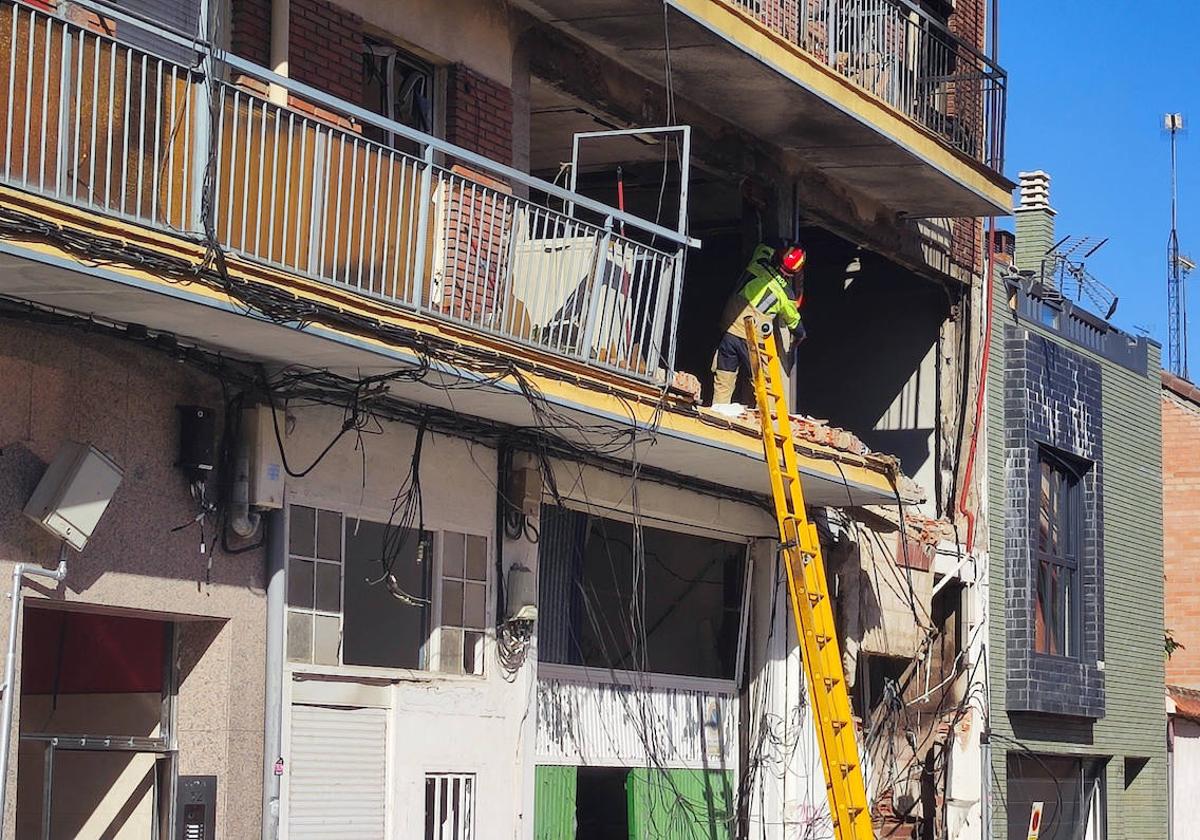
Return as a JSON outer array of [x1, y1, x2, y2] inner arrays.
[[517, 0, 1012, 218], [0, 188, 903, 508]]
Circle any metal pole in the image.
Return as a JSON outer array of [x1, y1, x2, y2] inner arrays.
[[0, 548, 69, 839], [261, 509, 286, 840]]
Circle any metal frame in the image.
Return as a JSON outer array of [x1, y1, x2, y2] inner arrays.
[[567, 126, 693, 239], [16, 614, 178, 840]]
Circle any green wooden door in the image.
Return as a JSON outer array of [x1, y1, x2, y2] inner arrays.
[[535, 765, 578, 840], [626, 768, 735, 840]]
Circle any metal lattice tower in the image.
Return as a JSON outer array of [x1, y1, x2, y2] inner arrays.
[[1166, 113, 1189, 379]]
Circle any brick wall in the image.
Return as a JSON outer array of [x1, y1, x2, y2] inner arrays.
[[446, 64, 513, 165], [230, 0, 363, 105], [289, 0, 363, 105], [230, 0, 270, 65], [1164, 386, 1200, 688]]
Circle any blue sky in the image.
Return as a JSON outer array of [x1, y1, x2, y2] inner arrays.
[[999, 0, 1199, 372]]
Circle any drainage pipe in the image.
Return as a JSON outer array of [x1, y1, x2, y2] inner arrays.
[[0, 546, 69, 838], [261, 510, 286, 840]]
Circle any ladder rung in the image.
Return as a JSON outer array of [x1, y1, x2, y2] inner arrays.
[[808, 592, 824, 605]]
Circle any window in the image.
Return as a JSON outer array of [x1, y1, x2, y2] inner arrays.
[[425, 773, 476, 840], [286, 506, 487, 674], [537, 505, 747, 680], [363, 38, 436, 154], [438, 532, 488, 675], [287, 506, 345, 666], [1035, 449, 1085, 657]]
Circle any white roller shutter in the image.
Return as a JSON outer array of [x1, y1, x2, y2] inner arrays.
[[288, 704, 388, 839]]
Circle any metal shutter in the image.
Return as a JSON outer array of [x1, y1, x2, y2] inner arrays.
[[288, 705, 387, 839]]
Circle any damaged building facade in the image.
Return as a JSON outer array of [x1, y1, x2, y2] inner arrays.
[[983, 173, 1166, 839], [0, 0, 1009, 838]]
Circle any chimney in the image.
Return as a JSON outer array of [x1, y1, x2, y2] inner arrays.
[[1013, 170, 1056, 277]]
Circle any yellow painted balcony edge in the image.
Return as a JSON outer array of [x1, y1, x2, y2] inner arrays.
[[0, 185, 901, 498], [670, 0, 1012, 210]]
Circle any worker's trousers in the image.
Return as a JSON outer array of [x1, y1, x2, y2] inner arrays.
[[712, 333, 751, 404]]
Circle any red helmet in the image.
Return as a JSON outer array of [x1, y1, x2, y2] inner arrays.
[[777, 243, 807, 276]]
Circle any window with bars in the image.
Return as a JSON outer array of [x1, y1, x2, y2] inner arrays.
[[425, 773, 476, 840], [286, 505, 488, 675], [1034, 448, 1087, 658]]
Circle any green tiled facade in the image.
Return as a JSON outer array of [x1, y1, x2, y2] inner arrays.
[[985, 269, 1167, 840]]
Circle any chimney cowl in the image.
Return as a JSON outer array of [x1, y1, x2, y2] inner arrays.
[[1014, 170, 1056, 215]]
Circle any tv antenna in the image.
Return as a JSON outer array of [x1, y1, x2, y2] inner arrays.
[[1042, 234, 1119, 320]]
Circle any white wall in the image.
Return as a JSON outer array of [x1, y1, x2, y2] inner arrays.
[[277, 405, 532, 839], [274, 406, 780, 838], [1174, 719, 1200, 840]]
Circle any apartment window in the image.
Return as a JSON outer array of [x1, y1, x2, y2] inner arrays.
[[287, 505, 431, 669], [1035, 449, 1085, 657], [286, 506, 488, 674], [438, 532, 488, 675], [363, 38, 436, 154], [425, 773, 476, 840]]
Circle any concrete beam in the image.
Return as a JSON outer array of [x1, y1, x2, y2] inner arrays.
[[517, 17, 978, 287]]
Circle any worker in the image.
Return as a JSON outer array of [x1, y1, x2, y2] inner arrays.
[[711, 240, 807, 406]]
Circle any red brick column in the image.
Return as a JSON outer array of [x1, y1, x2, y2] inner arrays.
[[445, 64, 513, 166]]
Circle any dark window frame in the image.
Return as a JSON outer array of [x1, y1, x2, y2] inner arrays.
[[1034, 446, 1088, 659]]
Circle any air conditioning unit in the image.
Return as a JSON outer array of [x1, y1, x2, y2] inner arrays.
[[23, 442, 123, 551]]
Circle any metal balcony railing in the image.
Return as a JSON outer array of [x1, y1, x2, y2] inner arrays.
[[731, 0, 1006, 171], [0, 0, 691, 382]]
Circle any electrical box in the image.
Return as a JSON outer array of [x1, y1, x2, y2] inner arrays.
[[244, 404, 284, 509], [23, 442, 123, 552], [507, 452, 542, 517], [176, 775, 216, 840], [176, 405, 216, 478], [505, 563, 537, 622]]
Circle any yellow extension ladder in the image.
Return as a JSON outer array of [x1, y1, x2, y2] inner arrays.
[[743, 317, 875, 840]]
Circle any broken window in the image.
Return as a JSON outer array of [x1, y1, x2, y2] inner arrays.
[[537, 504, 746, 680], [1006, 754, 1105, 840], [437, 532, 489, 675], [1035, 449, 1086, 657], [425, 773, 476, 840], [363, 38, 436, 155], [289, 505, 487, 672]]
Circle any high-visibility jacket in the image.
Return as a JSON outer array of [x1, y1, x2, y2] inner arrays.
[[721, 243, 802, 337]]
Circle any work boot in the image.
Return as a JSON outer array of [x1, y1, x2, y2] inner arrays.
[[712, 370, 738, 405]]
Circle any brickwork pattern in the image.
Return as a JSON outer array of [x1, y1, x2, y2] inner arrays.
[[437, 171, 515, 328], [1004, 327, 1106, 718], [288, 0, 363, 105], [987, 267, 1167, 840], [445, 64, 513, 165], [1164, 389, 1200, 688], [230, 0, 270, 66], [230, 0, 363, 105]]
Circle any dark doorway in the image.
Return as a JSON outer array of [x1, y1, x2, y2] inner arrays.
[[576, 767, 630, 840]]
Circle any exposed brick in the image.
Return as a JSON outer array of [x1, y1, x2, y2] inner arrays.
[[1164, 383, 1200, 688], [445, 64, 513, 166]]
